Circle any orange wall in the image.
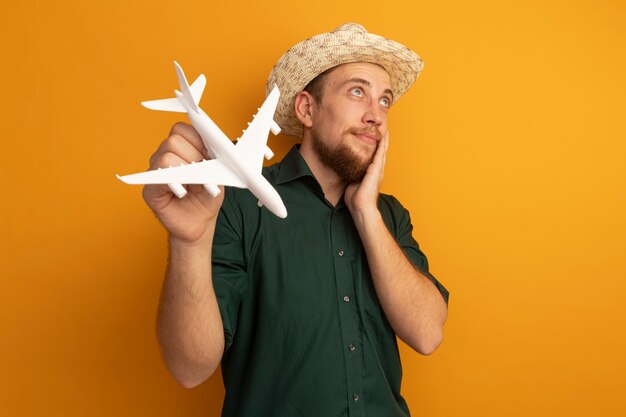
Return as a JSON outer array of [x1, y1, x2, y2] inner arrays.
[[2, 1, 625, 416]]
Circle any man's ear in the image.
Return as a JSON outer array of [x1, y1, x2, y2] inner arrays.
[[294, 91, 314, 128]]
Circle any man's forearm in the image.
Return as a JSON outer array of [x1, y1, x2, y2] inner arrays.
[[156, 225, 225, 388], [352, 209, 447, 355]]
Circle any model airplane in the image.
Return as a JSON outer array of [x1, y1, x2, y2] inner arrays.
[[117, 61, 288, 218]]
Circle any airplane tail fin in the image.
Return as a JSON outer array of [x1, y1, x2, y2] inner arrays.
[[141, 61, 206, 113]]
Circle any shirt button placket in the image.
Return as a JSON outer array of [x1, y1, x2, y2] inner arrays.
[[331, 213, 363, 416]]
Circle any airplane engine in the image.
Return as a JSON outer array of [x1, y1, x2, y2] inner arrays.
[[168, 183, 187, 198], [264, 146, 274, 160], [204, 183, 221, 197], [270, 120, 281, 135]]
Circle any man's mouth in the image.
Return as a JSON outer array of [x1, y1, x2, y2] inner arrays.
[[350, 129, 381, 146]]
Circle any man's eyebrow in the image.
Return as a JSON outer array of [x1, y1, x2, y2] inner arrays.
[[341, 77, 395, 101]]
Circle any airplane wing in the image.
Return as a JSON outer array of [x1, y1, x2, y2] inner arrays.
[[235, 85, 280, 172], [117, 158, 246, 188]]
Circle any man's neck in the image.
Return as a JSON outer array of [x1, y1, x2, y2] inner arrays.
[[298, 140, 347, 207]]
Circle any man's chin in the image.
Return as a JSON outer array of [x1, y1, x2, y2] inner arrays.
[[352, 145, 377, 167], [335, 147, 374, 183]]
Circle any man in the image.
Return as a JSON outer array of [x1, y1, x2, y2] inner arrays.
[[144, 23, 449, 416]]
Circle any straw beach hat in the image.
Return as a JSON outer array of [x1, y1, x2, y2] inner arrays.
[[266, 23, 424, 138]]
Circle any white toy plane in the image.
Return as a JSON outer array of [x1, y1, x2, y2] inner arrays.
[[117, 61, 288, 218]]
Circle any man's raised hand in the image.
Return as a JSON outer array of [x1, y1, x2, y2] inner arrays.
[[142, 122, 224, 245]]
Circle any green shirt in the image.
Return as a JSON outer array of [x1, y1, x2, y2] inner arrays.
[[213, 146, 449, 417]]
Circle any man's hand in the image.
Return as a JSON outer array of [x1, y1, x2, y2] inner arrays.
[[142, 122, 224, 245], [345, 131, 389, 219]]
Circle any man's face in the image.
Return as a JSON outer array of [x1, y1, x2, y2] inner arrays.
[[307, 62, 393, 183]]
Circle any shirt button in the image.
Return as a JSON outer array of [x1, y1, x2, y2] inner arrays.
[[349, 344, 356, 351], [353, 393, 360, 401], [338, 250, 345, 256], [343, 295, 350, 302]]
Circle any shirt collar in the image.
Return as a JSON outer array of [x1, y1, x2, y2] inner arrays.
[[275, 145, 346, 209], [276, 145, 317, 185]]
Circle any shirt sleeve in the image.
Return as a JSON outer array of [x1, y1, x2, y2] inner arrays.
[[378, 195, 450, 304], [212, 191, 249, 350]]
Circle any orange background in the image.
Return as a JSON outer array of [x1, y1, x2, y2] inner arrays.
[[2, 1, 625, 416]]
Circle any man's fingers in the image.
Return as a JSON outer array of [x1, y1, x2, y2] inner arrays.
[[376, 131, 388, 157], [150, 133, 207, 170], [154, 151, 190, 170], [380, 131, 389, 173], [169, 122, 205, 154], [144, 122, 211, 204], [371, 131, 389, 174], [144, 151, 191, 202]]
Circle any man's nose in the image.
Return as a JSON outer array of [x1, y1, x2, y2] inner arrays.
[[363, 101, 385, 126]]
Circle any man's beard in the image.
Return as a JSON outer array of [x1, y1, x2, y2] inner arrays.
[[311, 129, 377, 183]]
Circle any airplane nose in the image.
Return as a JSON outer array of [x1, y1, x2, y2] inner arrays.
[[253, 177, 288, 218], [272, 201, 288, 218]]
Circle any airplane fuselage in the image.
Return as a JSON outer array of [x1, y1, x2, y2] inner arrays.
[[185, 103, 287, 218]]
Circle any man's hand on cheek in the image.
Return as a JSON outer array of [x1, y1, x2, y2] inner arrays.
[[345, 131, 389, 220]]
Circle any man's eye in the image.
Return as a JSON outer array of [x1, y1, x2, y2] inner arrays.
[[350, 87, 363, 97], [380, 97, 391, 108]]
